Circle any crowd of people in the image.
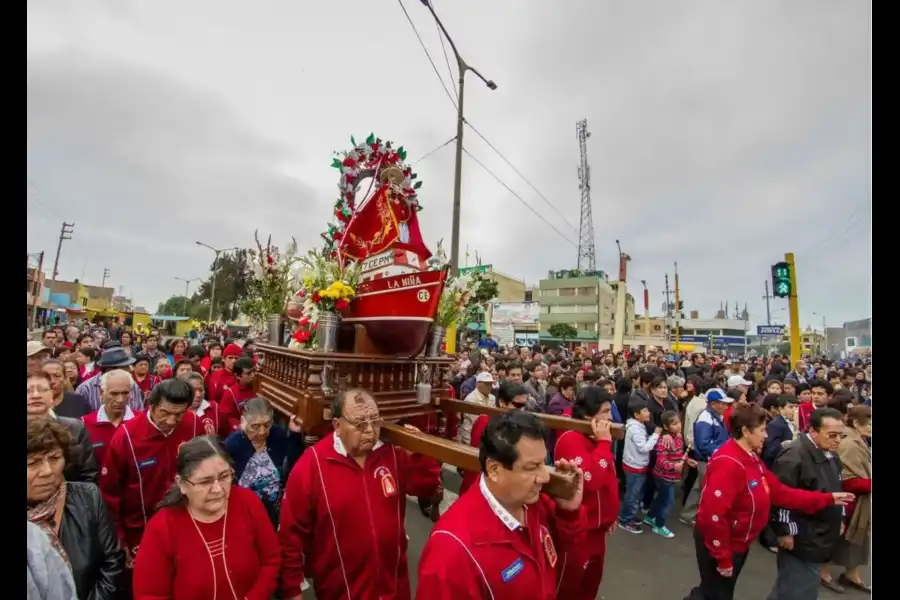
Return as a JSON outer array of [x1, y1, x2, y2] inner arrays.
[[26, 320, 872, 600]]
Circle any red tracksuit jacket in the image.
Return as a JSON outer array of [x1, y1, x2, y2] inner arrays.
[[99, 410, 198, 554], [416, 476, 587, 600], [208, 369, 237, 405], [279, 434, 440, 600], [696, 438, 836, 570], [460, 414, 490, 496], [218, 384, 256, 432], [132, 486, 280, 600], [553, 431, 619, 599], [81, 406, 137, 467]]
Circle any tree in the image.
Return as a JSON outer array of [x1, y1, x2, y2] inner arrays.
[[548, 323, 578, 344], [157, 296, 191, 316], [191, 250, 252, 322]]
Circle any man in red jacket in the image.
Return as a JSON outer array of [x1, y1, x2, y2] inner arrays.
[[416, 411, 587, 600], [553, 388, 619, 600], [279, 388, 440, 600], [218, 357, 256, 431], [99, 379, 197, 574], [207, 343, 242, 404]]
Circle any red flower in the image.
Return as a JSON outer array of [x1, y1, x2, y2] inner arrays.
[[296, 290, 305, 298], [312, 291, 321, 303], [312, 323, 319, 330], [292, 329, 311, 344], [298, 316, 309, 326], [335, 298, 350, 312], [342, 157, 357, 168], [266, 255, 274, 265]]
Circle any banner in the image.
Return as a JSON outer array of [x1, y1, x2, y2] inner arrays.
[[491, 302, 540, 325]]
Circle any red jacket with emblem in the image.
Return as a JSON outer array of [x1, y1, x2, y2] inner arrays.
[[696, 438, 837, 570], [404, 413, 443, 498], [416, 476, 588, 600], [278, 434, 439, 600], [218, 384, 256, 432], [191, 400, 231, 439], [553, 431, 619, 532], [99, 410, 198, 553], [207, 369, 237, 405], [82, 407, 137, 467]]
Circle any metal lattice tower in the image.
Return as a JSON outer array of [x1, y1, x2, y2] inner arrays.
[[575, 119, 596, 271]]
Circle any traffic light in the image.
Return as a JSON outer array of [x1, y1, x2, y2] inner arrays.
[[771, 262, 792, 298]]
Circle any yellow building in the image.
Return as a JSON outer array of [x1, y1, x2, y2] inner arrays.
[[45, 280, 90, 308]]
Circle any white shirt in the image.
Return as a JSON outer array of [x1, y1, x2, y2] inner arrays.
[[479, 474, 523, 531]]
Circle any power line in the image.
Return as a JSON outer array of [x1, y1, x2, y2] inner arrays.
[[465, 122, 580, 235], [395, 0, 458, 109], [463, 148, 578, 248], [413, 136, 456, 164], [431, 0, 458, 97]]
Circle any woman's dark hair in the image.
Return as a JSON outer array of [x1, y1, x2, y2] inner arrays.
[[649, 376, 667, 390], [726, 388, 744, 403], [479, 411, 547, 472], [157, 436, 234, 509], [558, 376, 576, 391], [496, 381, 527, 405], [762, 393, 786, 411], [77, 347, 96, 360], [846, 405, 871, 428], [76, 333, 92, 346], [730, 404, 768, 439], [660, 410, 679, 431], [829, 389, 854, 415], [148, 378, 194, 407], [572, 387, 611, 420], [27, 417, 77, 466], [133, 353, 151, 367], [187, 345, 206, 359], [174, 358, 194, 372], [615, 377, 633, 395]]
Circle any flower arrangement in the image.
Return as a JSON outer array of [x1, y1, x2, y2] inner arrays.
[[242, 231, 299, 324], [288, 249, 361, 348], [435, 272, 476, 328]]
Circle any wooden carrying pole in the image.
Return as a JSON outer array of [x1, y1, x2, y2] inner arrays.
[[380, 423, 577, 499]]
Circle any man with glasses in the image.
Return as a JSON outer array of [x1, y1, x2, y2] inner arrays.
[[279, 388, 440, 600], [99, 379, 198, 583]]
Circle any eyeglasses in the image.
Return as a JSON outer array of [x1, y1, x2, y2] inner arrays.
[[185, 470, 234, 490], [343, 417, 385, 432]]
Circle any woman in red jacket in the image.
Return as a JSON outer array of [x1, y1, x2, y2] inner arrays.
[[685, 404, 853, 600], [133, 436, 281, 600], [554, 386, 619, 600]]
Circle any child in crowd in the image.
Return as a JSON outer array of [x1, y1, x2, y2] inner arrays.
[[645, 411, 694, 538], [618, 398, 661, 534]]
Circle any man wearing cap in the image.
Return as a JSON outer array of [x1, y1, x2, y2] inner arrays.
[[208, 343, 243, 404], [458, 372, 496, 445], [27, 341, 53, 376], [726, 374, 753, 395], [75, 346, 145, 413], [679, 388, 733, 526]]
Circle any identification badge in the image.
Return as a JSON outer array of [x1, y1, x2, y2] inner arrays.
[[541, 526, 557, 568], [501, 557, 524, 582], [138, 458, 157, 469], [749, 479, 759, 489], [381, 473, 397, 498]]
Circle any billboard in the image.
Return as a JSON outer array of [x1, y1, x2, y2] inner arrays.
[[757, 325, 785, 336], [491, 302, 540, 325]]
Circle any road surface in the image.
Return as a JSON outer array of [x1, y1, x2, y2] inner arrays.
[[304, 465, 870, 599]]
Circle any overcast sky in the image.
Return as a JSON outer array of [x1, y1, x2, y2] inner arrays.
[[27, 0, 870, 330]]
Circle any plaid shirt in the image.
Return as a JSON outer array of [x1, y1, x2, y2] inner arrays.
[[75, 373, 144, 413]]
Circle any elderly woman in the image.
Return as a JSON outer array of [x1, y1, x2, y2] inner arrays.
[[822, 405, 872, 593], [27, 418, 124, 600], [27, 372, 98, 483], [132, 436, 281, 600], [223, 398, 304, 524]]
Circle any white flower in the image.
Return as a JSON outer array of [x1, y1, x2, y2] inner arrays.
[[714, 489, 722, 498]]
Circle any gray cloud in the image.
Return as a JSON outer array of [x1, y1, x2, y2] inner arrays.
[[27, 0, 870, 329]]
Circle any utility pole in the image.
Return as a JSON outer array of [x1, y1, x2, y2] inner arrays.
[[674, 261, 681, 351], [175, 277, 201, 316], [663, 273, 672, 345], [763, 280, 773, 325], [51, 222, 74, 280], [419, 0, 496, 277], [785, 252, 801, 365], [29, 252, 45, 330], [101, 268, 110, 288]]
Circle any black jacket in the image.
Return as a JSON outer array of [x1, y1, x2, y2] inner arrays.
[[762, 415, 794, 469], [770, 435, 844, 563], [57, 416, 99, 483], [59, 482, 125, 600]]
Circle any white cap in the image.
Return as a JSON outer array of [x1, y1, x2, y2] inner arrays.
[[727, 375, 752, 389], [475, 372, 495, 383]]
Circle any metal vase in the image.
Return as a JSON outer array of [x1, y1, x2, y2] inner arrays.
[[318, 311, 340, 353], [425, 325, 446, 357], [416, 382, 432, 405], [266, 314, 284, 345]]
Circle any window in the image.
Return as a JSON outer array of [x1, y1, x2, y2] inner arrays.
[[578, 322, 597, 332], [634, 323, 643, 333], [577, 287, 595, 296], [653, 324, 662, 332], [722, 329, 746, 337], [559, 288, 576, 296], [524, 290, 533, 302]]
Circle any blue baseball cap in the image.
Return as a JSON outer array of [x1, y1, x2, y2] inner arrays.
[[706, 388, 733, 403]]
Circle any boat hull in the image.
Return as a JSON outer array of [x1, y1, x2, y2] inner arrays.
[[344, 269, 446, 355]]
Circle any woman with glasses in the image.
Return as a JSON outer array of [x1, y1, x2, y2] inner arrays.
[[132, 436, 281, 600], [223, 398, 304, 524], [458, 381, 530, 495]]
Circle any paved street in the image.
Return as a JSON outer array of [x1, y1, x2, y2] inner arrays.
[[305, 465, 870, 600]]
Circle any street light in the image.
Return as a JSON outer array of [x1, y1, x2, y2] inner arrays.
[[195, 241, 240, 323], [174, 277, 201, 316], [419, 0, 496, 276]]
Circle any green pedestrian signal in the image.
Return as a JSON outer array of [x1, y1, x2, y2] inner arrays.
[[771, 262, 792, 298]]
